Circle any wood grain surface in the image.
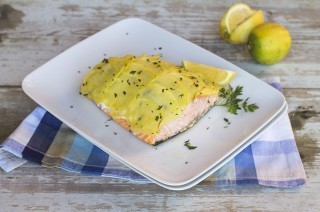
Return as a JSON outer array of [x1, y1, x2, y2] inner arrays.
[[0, 0, 319, 211]]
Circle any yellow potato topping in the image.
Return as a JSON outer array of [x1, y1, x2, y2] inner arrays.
[[80, 54, 235, 134]]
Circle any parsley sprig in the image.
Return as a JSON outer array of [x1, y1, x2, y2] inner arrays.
[[214, 85, 259, 115]]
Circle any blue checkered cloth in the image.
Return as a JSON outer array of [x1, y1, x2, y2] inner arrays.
[[0, 77, 306, 187]]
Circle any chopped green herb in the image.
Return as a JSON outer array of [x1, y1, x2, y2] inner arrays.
[[156, 105, 163, 110], [224, 118, 231, 125], [184, 140, 197, 150], [123, 91, 126, 95], [102, 58, 109, 63], [114, 93, 118, 98], [130, 70, 136, 74]]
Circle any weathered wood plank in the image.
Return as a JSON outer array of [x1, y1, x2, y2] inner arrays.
[[0, 164, 319, 211], [1, 0, 320, 87], [284, 88, 320, 171], [0, 87, 37, 142]]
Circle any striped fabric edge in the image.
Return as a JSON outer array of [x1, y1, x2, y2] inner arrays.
[[213, 178, 306, 188]]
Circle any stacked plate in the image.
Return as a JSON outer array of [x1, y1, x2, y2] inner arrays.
[[22, 18, 287, 190]]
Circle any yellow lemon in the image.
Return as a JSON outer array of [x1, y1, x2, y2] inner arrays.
[[182, 60, 236, 86], [219, 3, 264, 44], [247, 22, 292, 65]]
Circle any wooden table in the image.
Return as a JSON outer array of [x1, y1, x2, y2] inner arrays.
[[1, 0, 319, 210]]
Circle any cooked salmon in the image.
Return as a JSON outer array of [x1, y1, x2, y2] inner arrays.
[[80, 54, 235, 145]]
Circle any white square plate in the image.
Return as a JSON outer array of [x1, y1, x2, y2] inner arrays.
[[22, 18, 286, 189]]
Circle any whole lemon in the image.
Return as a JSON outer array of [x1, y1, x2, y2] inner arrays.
[[247, 22, 291, 65]]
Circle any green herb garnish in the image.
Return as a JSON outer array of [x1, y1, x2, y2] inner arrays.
[[223, 117, 231, 128], [224, 118, 231, 124], [156, 105, 163, 110], [184, 140, 197, 150], [215, 85, 259, 115]]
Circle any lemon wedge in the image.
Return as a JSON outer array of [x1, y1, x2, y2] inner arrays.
[[182, 60, 236, 86], [219, 3, 264, 44]]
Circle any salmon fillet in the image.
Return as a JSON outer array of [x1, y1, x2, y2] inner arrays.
[[80, 54, 235, 145], [96, 95, 217, 145]]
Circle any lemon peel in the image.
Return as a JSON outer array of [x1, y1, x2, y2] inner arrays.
[[219, 3, 264, 44], [182, 60, 236, 87]]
